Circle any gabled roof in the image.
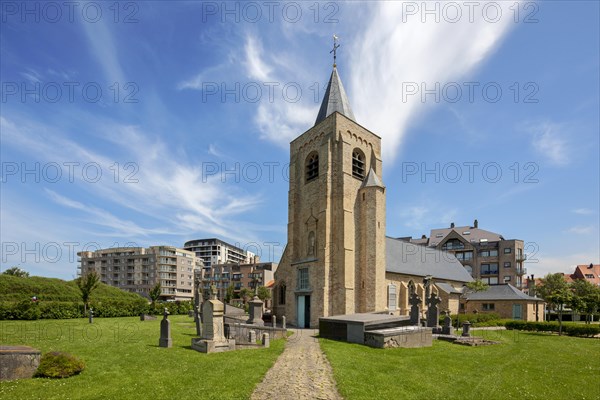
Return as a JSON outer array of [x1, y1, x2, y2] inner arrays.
[[385, 237, 473, 283], [573, 264, 600, 285], [436, 282, 463, 294], [428, 226, 504, 247], [314, 67, 356, 125], [464, 284, 543, 302]]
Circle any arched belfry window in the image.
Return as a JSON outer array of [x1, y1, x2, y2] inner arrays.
[[352, 149, 365, 179], [306, 152, 319, 182]]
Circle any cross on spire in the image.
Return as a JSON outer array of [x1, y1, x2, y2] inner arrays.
[[330, 34, 340, 67]]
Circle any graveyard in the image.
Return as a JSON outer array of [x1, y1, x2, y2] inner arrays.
[[1, 313, 598, 399]]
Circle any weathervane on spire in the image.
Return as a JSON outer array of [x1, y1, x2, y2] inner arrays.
[[330, 34, 340, 68]]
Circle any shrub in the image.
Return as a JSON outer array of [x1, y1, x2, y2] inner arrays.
[[505, 321, 600, 337], [444, 313, 502, 327], [564, 324, 600, 337], [35, 352, 85, 379]]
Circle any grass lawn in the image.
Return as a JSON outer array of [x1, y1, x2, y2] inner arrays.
[[320, 330, 600, 400], [0, 315, 284, 399]]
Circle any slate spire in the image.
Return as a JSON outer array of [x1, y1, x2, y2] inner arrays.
[[314, 67, 356, 125]]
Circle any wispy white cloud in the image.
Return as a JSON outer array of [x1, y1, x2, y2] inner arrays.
[[572, 208, 595, 215], [81, 18, 125, 84], [1, 115, 265, 245], [346, 2, 523, 162], [528, 252, 600, 277], [525, 121, 570, 166], [566, 225, 595, 235], [399, 204, 457, 232]]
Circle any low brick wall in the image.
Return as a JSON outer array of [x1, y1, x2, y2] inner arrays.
[[0, 346, 41, 381]]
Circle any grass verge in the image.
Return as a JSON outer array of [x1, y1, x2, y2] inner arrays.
[[0, 315, 284, 399], [320, 330, 600, 400]]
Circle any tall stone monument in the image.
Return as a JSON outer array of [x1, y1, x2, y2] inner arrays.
[[246, 296, 264, 326], [191, 285, 235, 353]]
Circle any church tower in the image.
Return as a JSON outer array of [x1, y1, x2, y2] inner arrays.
[[273, 54, 387, 327]]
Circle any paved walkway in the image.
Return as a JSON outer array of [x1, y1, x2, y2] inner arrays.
[[251, 329, 343, 400]]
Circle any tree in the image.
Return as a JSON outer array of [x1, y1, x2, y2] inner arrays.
[[3, 267, 29, 277], [77, 271, 100, 314], [537, 273, 572, 335], [224, 285, 235, 304], [239, 288, 253, 305], [465, 279, 489, 293], [570, 279, 600, 324], [149, 282, 162, 306], [257, 286, 271, 303]]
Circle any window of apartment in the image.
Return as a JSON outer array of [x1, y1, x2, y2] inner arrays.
[[455, 251, 473, 261], [504, 276, 511, 282], [504, 262, 511, 268], [504, 248, 512, 254], [482, 276, 499, 285], [298, 268, 309, 290], [352, 149, 365, 179], [306, 152, 319, 182], [585, 274, 595, 279], [482, 303, 495, 311], [442, 239, 464, 251], [279, 284, 286, 305], [481, 263, 499, 275]]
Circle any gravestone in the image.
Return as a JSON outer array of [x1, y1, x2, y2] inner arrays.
[[441, 311, 453, 335], [272, 315, 277, 328], [282, 316, 286, 329], [426, 293, 441, 331], [262, 333, 270, 348], [159, 308, 172, 348], [88, 308, 94, 324], [191, 285, 235, 353], [409, 292, 422, 325], [462, 321, 472, 337], [246, 296, 264, 326], [248, 330, 257, 344]]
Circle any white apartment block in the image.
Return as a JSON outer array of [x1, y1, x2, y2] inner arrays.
[[183, 238, 257, 269], [78, 246, 203, 301]]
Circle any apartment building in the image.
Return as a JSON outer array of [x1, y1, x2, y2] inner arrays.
[[78, 246, 203, 301], [197, 262, 277, 304], [183, 238, 256, 268], [400, 220, 527, 289]]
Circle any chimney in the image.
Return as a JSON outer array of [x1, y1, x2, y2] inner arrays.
[[421, 234, 427, 239], [450, 222, 455, 228], [589, 263, 594, 269], [474, 219, 478, 228]]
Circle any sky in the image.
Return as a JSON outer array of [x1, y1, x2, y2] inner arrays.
[[1, 1, 598, 280]]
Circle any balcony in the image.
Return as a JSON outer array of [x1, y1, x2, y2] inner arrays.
[[516, 266, 527, 275], [516, 254, 527, 261]]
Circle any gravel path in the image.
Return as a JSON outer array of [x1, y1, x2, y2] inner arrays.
[[251, 329, 343, 400]]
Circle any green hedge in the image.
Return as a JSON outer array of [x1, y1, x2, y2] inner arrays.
[[147, 301, 194, 316], [505, 321, 600, 337], [0, 298, 148, 320]]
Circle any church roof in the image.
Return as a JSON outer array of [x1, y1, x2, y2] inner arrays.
[[314, 67, 356, 125], [361, 167, 385, 189], [385, 237, 473, 283], [464, 284, 543, 302]]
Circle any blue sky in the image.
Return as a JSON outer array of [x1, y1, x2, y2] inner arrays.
[[1, 1, 598, 280]]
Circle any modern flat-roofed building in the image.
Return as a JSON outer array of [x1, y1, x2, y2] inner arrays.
[[78, 246, 203, 301], [197, 262, 277, 305], [183, 238, 256, 269]]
